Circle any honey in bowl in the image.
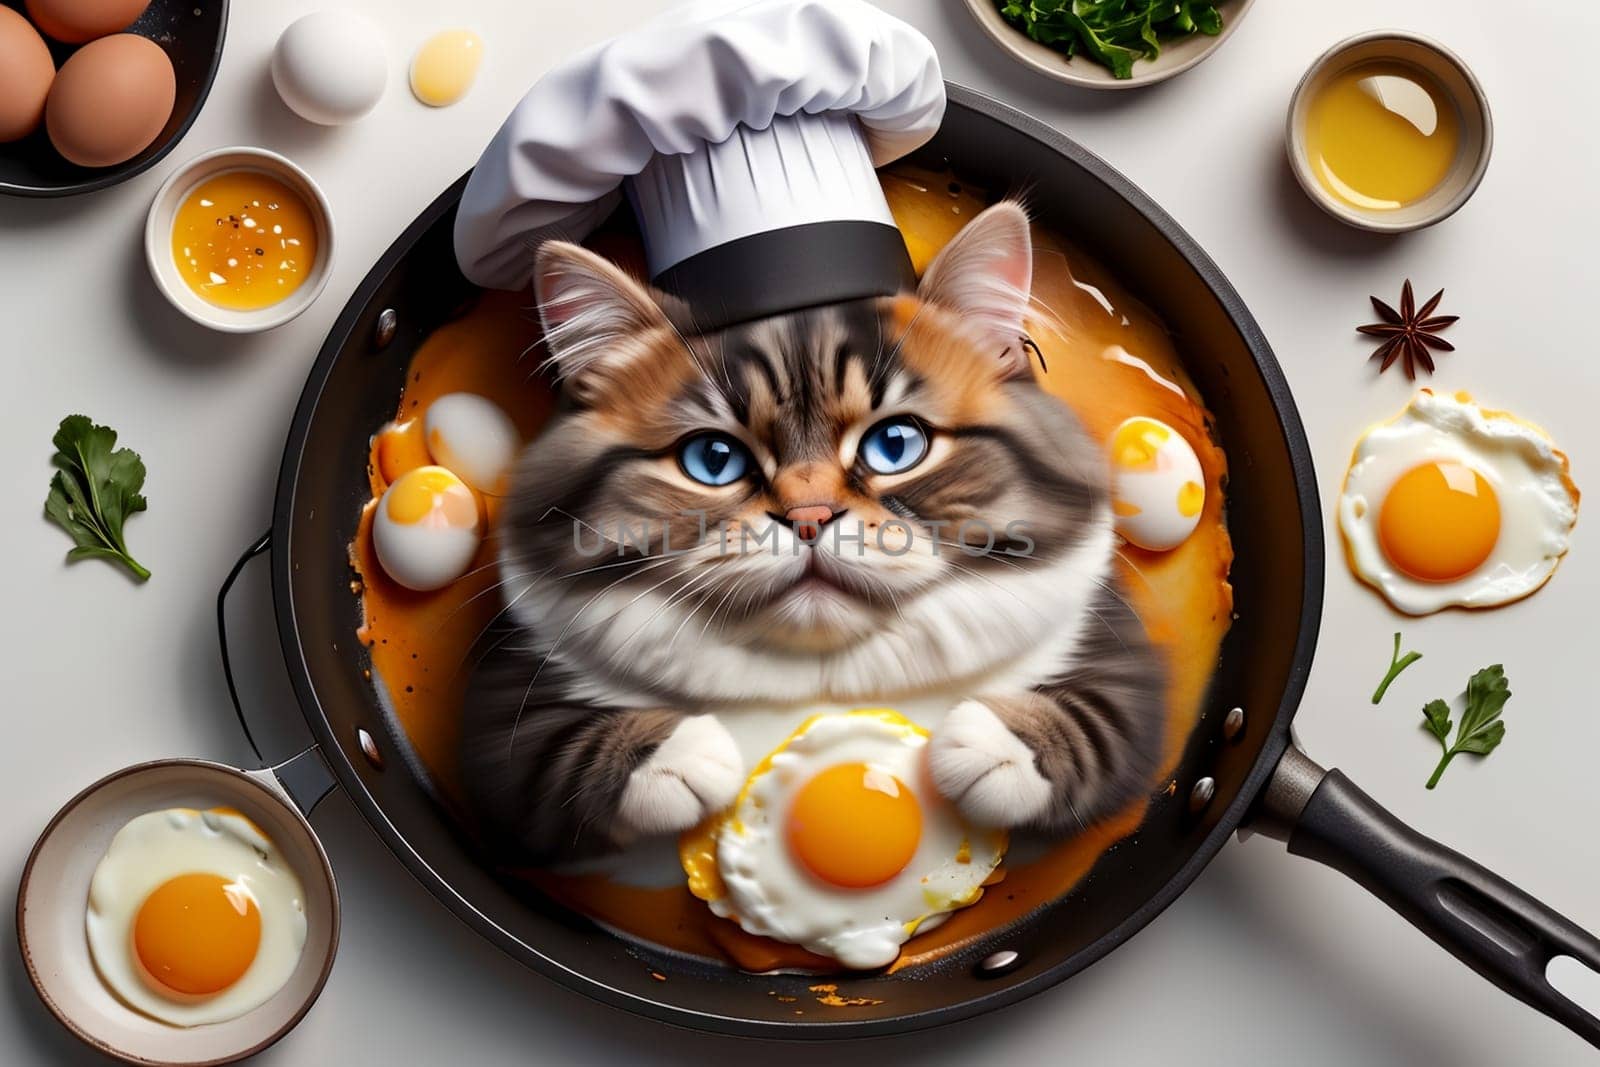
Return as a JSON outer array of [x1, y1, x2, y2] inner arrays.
[[171, 170, 318, 310], [1304, 61, 1461, 212]]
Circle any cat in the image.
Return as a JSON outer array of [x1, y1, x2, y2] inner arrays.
[[460, 200, 1167, 862]]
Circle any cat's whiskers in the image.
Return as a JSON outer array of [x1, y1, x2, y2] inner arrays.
[[451, 571, 553, 682], [628, 565, 726, 660], [926, 537, 1033, 573], [686, 569, 749, 652], [663, 558, 742, 652], [563, 553, 703, 644], [430, 562, 549, 636], [506, 553, 687, 750]]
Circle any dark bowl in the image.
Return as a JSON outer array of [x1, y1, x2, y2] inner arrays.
[[0, 0, 228, 198]]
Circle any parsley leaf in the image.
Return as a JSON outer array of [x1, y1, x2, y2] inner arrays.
[[1372, 631, 1422, 704], [1423, 665, 1509, 789], [43, 415, 151, 582], [993, 0, 1226, 80]]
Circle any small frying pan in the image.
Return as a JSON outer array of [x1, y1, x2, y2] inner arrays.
[[260, 83, 1600, 1041], [14, 540, 342, 1066], [16, 756, 339, 1065]]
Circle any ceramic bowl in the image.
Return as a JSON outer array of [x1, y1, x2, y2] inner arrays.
[[17, 759, 339, 1066], [0, 0, 228, 198], [144, 146, 335, 333], [962, 0, 1255, 89], [1286, 31, 1493, 232]]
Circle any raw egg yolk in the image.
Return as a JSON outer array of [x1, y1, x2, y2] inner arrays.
[[134, 873, 261, 996], [375, 418, 432, 485], [1378, 461, 1500, 582], [386, 466, 478, 528], [786, 762, 921, 888]]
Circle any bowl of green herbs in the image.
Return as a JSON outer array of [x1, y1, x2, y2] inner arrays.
[[966, 0, 1254, 89]]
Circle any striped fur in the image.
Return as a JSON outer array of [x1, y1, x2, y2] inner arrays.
[[462, 202, 1167, 861]]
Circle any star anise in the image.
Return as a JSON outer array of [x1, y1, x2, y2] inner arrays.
[[1358, 280, 1457, 380]]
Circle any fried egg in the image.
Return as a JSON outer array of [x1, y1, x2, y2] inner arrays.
[[1109, 416, 1206, 551], [681, 710, 1006, 970], [372, 464, 482, 591], [86, 808, 307, 1027], [1338, 390, 1579, 614]]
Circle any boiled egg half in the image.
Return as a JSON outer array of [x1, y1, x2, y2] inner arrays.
[[372, 465, 482, 591], [1109, 416, 1206, 551], [423, 392, 519, 495]]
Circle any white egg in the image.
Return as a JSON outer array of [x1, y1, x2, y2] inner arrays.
[[1108, 416, 1206, 551], [270, 11, 387, 126], [372, 465, 482, 591], [1338, 390, 1579, 615], [86, 808, 307, 1027], [424, 393, 519, 494], [684, 710, 1006, 970]]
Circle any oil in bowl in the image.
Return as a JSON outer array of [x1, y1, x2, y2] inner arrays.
[[1304, 62, 1460, 213], [1288, 32, 1492, 233], [171, 171, 319, 310]]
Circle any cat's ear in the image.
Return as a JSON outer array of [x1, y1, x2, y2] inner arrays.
[[917, 200, 1034, 378], [534, 241, 672, 395]]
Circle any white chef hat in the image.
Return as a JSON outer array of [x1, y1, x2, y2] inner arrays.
[[453, 0, 944, 331]]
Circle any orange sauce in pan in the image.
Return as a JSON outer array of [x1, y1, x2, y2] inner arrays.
[[351, 289, 554, 801], [350, 168, 1233, 974]]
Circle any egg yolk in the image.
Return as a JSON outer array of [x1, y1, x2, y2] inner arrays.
[[386, 466, 478, 527], [1111, 417, 1170, 469], [1378, 461, 1501, 582], [375, 418, 432, 485], [786, 762, 921, 888], [170, 170, 318, 311], [133, 873, 261, 996]]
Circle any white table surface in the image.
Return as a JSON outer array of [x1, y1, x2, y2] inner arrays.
[[4, 1, 1597, 1063]]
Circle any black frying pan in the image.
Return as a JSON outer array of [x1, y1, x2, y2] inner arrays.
[[245, 84, 1600, 1042]]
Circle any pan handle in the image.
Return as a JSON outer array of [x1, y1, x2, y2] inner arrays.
[[1256, 745, 1600, 1049], [218, 529, 336, 818]]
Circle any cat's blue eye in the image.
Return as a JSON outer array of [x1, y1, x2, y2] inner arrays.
[[859, 417, 929, 475], [679, 433, 751, 486]]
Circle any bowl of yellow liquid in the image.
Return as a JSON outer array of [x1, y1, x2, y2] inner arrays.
[[145, 147, 335, 332], [1287, 32, 1491, 233]]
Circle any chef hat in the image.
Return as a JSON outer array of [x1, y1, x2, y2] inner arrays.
[[453, 0, 944, 331]]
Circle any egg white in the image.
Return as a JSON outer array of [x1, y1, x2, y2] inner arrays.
[[372, 516, 480, 591], [86, 809, 308, 1027], [424, 393, 519, 494], [708, 711, 1005, 970], [1338, 390, 1579, 615], [1109, 416, 1205, 552]]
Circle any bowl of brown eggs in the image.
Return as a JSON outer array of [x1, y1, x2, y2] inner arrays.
[[0, 0, 227, 198]]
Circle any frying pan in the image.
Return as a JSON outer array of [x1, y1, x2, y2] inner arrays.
[[244, 83, 1600, 1041]]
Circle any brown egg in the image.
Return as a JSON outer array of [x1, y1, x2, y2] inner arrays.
[[46, 33, 174, 168], [25, 0, 150, 45], [0, 6, 55, 142]]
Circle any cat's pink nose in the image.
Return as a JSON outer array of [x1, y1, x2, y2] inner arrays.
[[785, 505, 839, 541]]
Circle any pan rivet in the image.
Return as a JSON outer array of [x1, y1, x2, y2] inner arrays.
[[976, 950, 1020, 977], [374, 308, 397, 350], [1223, 706, 1245, 740], [1189, 776, 1216, 813], [357, 728, 384, 770]]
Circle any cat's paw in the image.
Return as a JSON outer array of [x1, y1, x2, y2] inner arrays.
[[616, 715, 743, 838], [929, 700, 1051, 828]]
